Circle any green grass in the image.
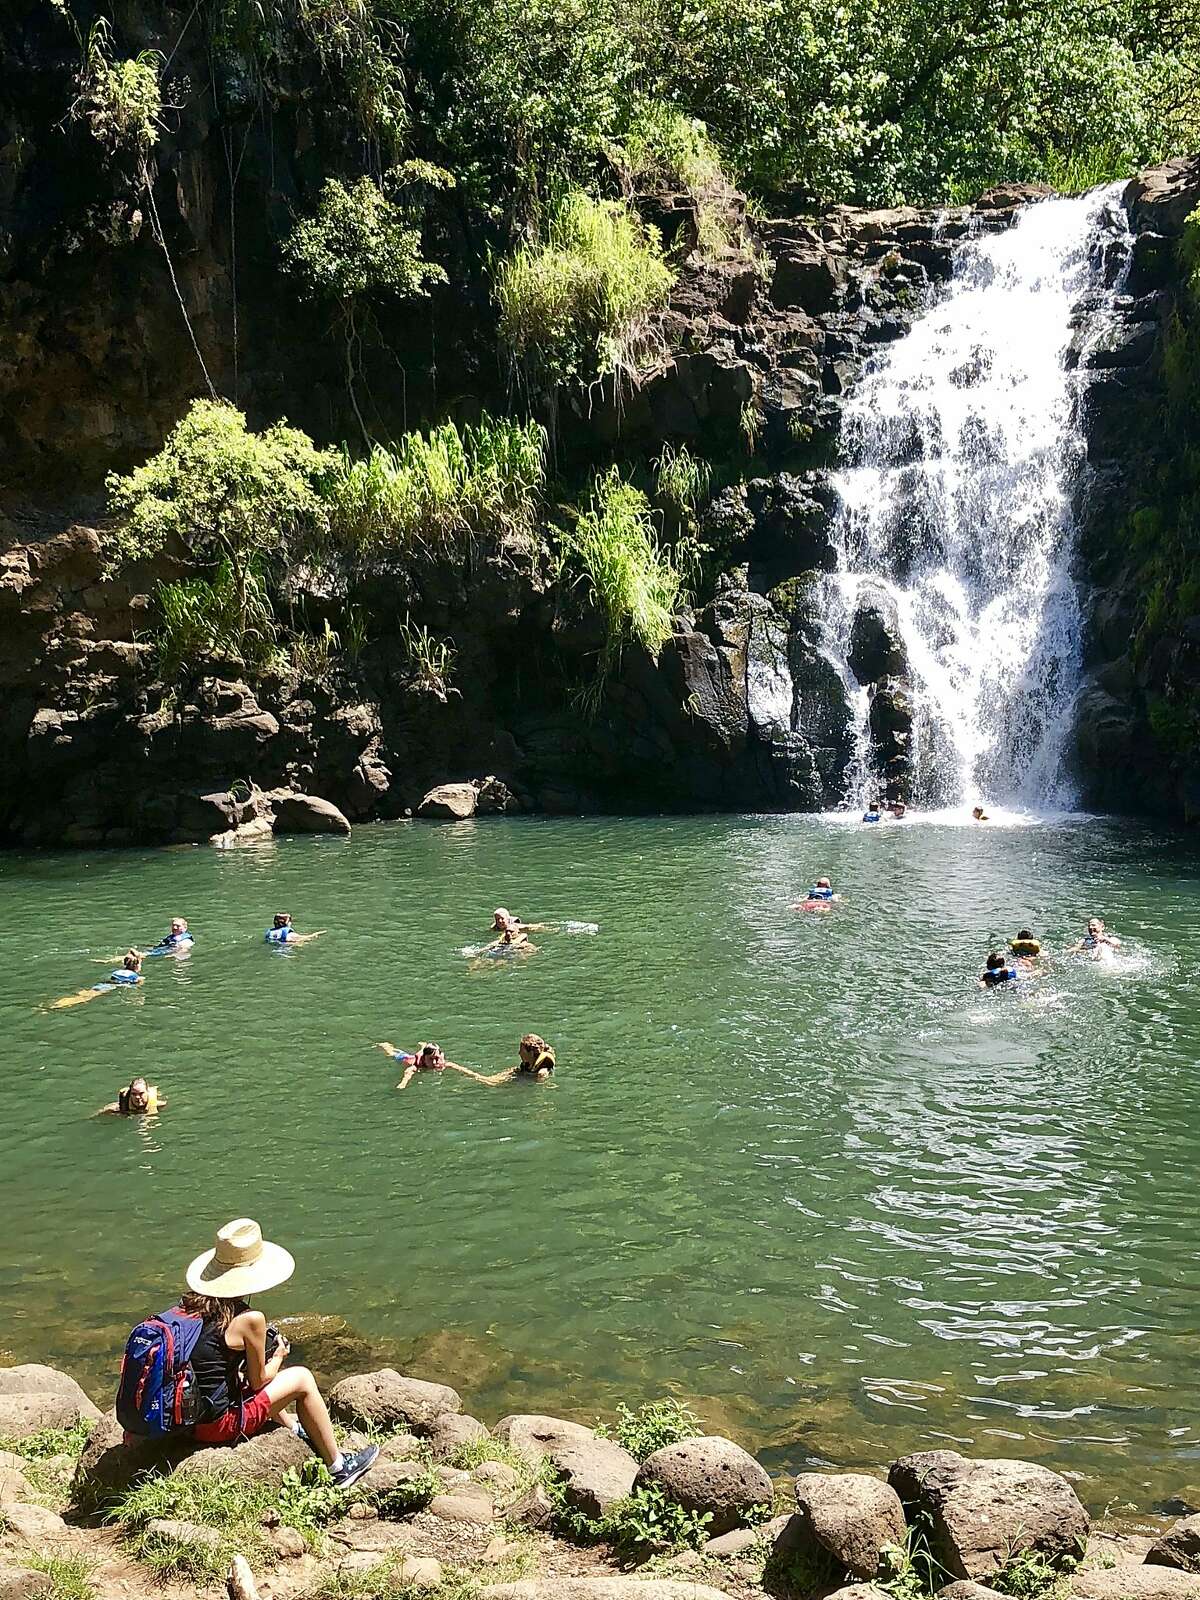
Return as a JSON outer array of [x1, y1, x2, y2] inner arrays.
[[28, 1553, 98, 1600], [991, 1547, 1078, 1600], [114, 1470, 277, 1581], [328, 416, 546, 557], [618, 103, 739, 255], [594, 1399, 703, 1462], [0, 1421, 94, 1460], [153, 558, 277, 678], [654, 444, 712, 521], [559, 468, 686, 679], [444, 1435, 535, 1483], [1038, 142, 1131, 195], [396, 614, 456, 693], [497, 192, 674, 390]]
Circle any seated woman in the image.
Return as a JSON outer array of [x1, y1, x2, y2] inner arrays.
[[98, 1077, 166, 1116], [265, 913, 325, 946], [375, 1040, 476, 1090], [469, 1034, 557, 1086], [51, 949, 144, 1010], [183, 1218, 378, 1488]]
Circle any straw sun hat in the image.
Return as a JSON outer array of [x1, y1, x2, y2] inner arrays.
[[186, 1218, 296, 1299]]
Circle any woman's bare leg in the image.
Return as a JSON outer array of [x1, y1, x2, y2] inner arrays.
[[264, 1366, 338, 1466]]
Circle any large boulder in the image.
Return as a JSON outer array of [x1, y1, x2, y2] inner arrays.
[[0, 1565, 52, 1600], [171, 1426, 310, 1489], [792, 1472, 908, 1580], [543, 1435, 639, 1520], [272, 792, 352, 836], [426, 1413, 489, 1460], [1124, 156, 1200, 237], [417, 783, 478, 821], [72, 1410, 190, 1511], [493, 1415, 596, 1465], [849, 589, 906, 684], [0, 1367, 101, 1439], [329, 1370, 462, 1433], [273, 1314, 375, 1384], [888, 1451, 1089, 1582], [1148, 1519, 1200, 1574], [1072, 1570, 1200, 1600], [635, 1436, 774, 1536]]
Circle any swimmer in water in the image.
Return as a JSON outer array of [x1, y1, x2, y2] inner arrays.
[[792, 877, 839, 912], [52, 949, 145, 1009], [972, 805, 990, 822], [491, 908, 548, 934], [1069, 917, 1121, 957], [862, 799, 883, 823], [97, 1077, 166, 1116], [146, 917, 194, 956], [889, 799, 907, 819], [1008, 928, 1043, 968], [265, 913, 325, 946], [464, 1034, 558, 1086], [375, 1040, 474, 1090], [474, 927, 538, 962], [979, 950, 1021, 988]]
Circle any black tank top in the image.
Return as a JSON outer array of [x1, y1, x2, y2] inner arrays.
[[191, 1320, 244, 1420]]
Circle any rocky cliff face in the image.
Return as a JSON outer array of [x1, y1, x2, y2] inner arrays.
[[0, 155, 1048, 842]]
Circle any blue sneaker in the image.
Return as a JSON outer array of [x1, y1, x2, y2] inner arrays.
[[331, 1444, 380, 1488]]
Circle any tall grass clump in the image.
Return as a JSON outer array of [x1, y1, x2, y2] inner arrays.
[[113, 1470, 276, 1580], [329, 415, 546, 555], [496, 192, 674, 391], [617, 103, 738, 254], [561, 467, 685, 679], [654, 443, 712, 520], [153, 560, 276, 678]]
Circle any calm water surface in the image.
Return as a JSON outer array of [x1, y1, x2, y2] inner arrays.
[[2, 813, 1199, 1513]]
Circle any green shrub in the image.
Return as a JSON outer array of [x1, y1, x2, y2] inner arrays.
[[369, 1462, 441, 1517], [598, 1398, 703, 1462], [497, 192, 674, 390], [72, 19, 162, 158], [0, 1421, 93, 1460], [654, 444, 712, 519], [106, 400, 335, 644], [560, 468, 685, 672], [328, 415, 546, 555], [618, 103, 737, 253], [114, 1470, 276, 1579], [282, 175, 447, 305], [990, 1547, 1076, 1600], [276, 1459, 358, 1536], [600, 1483, 712, 1557], [154, 559, 277, 677]]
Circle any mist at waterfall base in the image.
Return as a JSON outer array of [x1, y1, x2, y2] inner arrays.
[[6, 813, 1200, 1514], [828, 186, 1129, 814]]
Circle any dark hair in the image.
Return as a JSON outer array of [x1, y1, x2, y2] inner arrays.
[[986, 951, 1004, 969], [273, 912, 291, 927], [178, 1292, 247, 1329], [1017, 928, 1034, 940]]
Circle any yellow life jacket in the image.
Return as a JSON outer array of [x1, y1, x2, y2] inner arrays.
[[1009, 939, 1041, 957]]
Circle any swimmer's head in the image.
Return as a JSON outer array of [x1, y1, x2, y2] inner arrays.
[[985, 951, 1005, 971], [1017, 928, 1034, 941], [520, 1033, 547, 1060], [171, 918, 188, 934], [418, 1043, 443, 1066], [1087, 917, 1104, 935], [891, 801, 907, 816], [972, 806, 984, 819], [123, 949, 143, 972], [127, 1078, 149, 1110], [273, 913, 292, 929], [815, 877, 831, 889], [493, 908, 513, 929]]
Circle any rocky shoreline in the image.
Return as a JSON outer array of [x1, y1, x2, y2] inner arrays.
[[3, 1356, 1200, 1600]]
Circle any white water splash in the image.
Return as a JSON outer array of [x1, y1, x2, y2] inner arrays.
[[829, 185, 1130, 809]]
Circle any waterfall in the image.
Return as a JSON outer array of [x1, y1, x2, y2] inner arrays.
[[827, 184, 1131, 811]]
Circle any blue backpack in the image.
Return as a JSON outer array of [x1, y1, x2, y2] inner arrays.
[[116, 1308, 205, 1437]]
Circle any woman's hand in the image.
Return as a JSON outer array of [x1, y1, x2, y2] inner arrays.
[[264, 1335, 290, 1382]]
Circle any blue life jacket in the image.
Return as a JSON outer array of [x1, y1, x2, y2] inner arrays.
[[148, 931, 194, 956], [265, 926, 293, 943], [110, 969, 141, 984], [984, 965, 1018, 986], [808, 887, 834, 901], [862, 812, 881, 823]]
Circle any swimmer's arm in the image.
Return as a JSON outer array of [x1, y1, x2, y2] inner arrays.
[[396, 1064, 418, 1091], [95, 1102, 122, 1116], [447, 1064, 506, 1084], [292, 930, 326, 944], [521, 922, 550, 932]]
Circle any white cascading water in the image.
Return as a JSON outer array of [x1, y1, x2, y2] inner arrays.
[[828, 184, 1130, 810]]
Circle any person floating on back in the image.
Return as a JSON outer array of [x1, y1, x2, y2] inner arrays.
[[265, 913, 325, 946], [50, 949, 145, 1010], [98, 1077, 166, 1116], [473, 927, 538, 964], [467, 1034, 558, 1086], [375, 1040, 477, 1090], [147, 918, 194, 956], [154, 1218, 378, 1487], [793, 877, 839, 912], [980, 950, 1021, 988]]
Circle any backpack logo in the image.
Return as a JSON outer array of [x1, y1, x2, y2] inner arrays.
[[116, 1309, 204, 1437]]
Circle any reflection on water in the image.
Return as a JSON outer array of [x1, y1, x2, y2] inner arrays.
[[1, 813, 1199, 1512]]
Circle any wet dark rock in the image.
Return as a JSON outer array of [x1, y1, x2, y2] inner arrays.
[[849, 588, 906, 683], [771, 247, 846, 314], [273, 792, 352, 835]]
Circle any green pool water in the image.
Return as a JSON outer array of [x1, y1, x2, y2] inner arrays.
[[2, 812, 1199, 1514]]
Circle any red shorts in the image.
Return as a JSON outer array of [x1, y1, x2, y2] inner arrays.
[[193, 1388, 275, 1444]]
